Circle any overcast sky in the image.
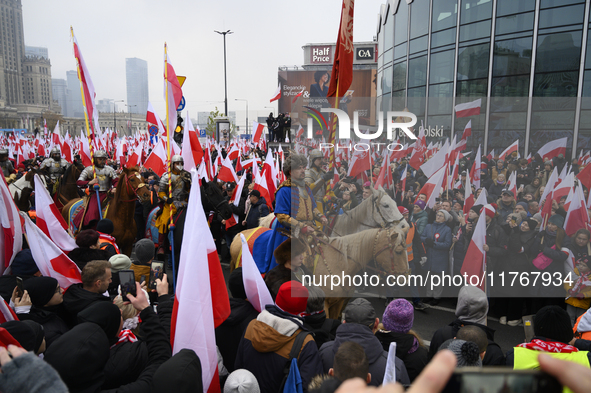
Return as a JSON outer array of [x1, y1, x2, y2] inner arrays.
[[22, 0, 385, 128]]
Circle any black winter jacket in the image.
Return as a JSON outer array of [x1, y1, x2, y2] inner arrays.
[[375, 330, 428, 382]]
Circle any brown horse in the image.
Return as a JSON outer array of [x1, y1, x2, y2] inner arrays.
[[62, 167, 150, 255], [54, 160, 85, 210]]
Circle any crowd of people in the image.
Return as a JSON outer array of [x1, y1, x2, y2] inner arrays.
[[0, 135, 591, 392]]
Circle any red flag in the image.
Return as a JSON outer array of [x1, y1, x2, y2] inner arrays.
[[577, 162, 591, 192], [565, 186, 590, 237], [181, 115, 204, 171], [455, 98, 481, 118], [347, 148, 371, 178], [270, 83, 281, 103], [499, 141, 518, 161], [409, 127, 426, 170], [252, 121, 265, 144], [460, 210, 487, 291], [416, 165, 447, 209], [292, 89, 304, 104], [400, 164, 408, 192], [72, 30, 99, 137], [217, 155, 239, 184], [34, 175, 77, 252], [171, 171, 230, 393], [461, 119, 472, 141], [125, 143, 144, 169], [225, 176, 245, 230], [327, 0, 355, 98], [537, 137, 568, 161], [487, 149, 495, 161]]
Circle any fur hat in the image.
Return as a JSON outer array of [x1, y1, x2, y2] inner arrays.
[[283, 154, 307, 176], [109, 254, 132, 273], [76, 229, 100, 248], [273, 238, 307, 266], [534, 306, 573, 343], [383, 299, 414, 333], [275, 281, 308, 316]]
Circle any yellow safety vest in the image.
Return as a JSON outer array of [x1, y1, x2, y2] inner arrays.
[[514, 347, 590, 393]]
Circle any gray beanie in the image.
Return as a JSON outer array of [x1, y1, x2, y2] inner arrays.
[[439, 339, 482, 367], [438, 209, 452, 222], [109, 254, 131, 273], [134, 239, 155, 265], [224, 369, 260, 393], [532, 212, 543, 224]]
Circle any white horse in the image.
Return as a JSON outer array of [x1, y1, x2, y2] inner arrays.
[[9, 171, 47, 210], [258, 187, 408, 235]]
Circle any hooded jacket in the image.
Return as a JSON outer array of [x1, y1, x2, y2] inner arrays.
[[318, 323, 410, 386], [410, 209, 429, 236], [303, 311, 341, 349], [235, 305, 323, 393], [428, 286, 505, 366], [375, 330, 428, 382], [215, 298, 259, 373], [152, 349, 203, 393], [62, 284, 111, 325]]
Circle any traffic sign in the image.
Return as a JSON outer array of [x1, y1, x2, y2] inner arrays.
[[177, 96, 186, 111], [149, 125, 158, 136], [199, 128, 206, 137]]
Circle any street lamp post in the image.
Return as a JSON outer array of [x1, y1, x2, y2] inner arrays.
[[125, 104, 137, 136], [214, 30, 233, 116], [113, 100, 124, 133], [235, 99, 248, 135]]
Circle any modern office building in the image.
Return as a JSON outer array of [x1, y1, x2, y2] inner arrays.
[[376, 0, 591, 157], [66, 70, 84, 118], [125, 58, 149, 114], [24, 46, 48, 59], [52, 78, 69, 116]]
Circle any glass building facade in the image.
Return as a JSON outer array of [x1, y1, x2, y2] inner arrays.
[[376, 0, 591, 157]]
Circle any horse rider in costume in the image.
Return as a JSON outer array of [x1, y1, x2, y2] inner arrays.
[[75, 150, 118, 230], [40, 147, 70, 188], [305, 149, 333, 203], [263, 153, 328, 271], [0, 149, 15, 181], [155, 155, 191, 254]]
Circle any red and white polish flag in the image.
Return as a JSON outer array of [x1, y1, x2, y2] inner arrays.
[[461, 119, 472, 141], [469, 145, 482, 190], [125, 143, 144, 169], [225, 175, 245, 230], [506, 171, 518, 199], [23, 213, 81, 289], [34, 175, 77, 252], [252, 121, 265, 144], [143, 138, 167, 177], [460, 210, 487, 291], [181, 114, 204, 172], [270, 83, 281, 103], [0, 299, 17, 324], [163, 48, 183, 139], [565, 186, 590, 237], [455, 98, 481, 118], [0, 177, 22, 274], [239, 234, 274, 312], [499, 140, 518, 161], [416, 165, 447, 209], [537, 137, 568, 161], [463, 173, 474, 215], [171, 170, 231, 393], [218, 155, 239, 184]]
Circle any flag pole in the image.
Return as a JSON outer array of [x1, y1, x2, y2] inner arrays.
[[165, 43, 173, 221], [71, 27, 96, 181]]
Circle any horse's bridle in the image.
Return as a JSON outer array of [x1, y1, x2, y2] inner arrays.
[[371, 227, 411, 277], [118, 172, 148, 203]]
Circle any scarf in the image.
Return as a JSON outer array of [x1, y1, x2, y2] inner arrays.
[[546, 228, 557, 237], [517, 339, 578, 353], [110, 329, 138, 349], [569, 270, 591, 299]]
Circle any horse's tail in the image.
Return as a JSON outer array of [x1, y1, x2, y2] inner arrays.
[[259, 213, 276, 228]]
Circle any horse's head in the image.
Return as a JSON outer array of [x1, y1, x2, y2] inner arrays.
[[201, 179, 233, 220], [374, 227, 410, 278], [371, 187, 408, 233], [119, 167, 150, 203]]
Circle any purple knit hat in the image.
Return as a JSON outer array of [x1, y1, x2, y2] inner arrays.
[[383, 299, 414, 333], [414, 200, 426, 211]]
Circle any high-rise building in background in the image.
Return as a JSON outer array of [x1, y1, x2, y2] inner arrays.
[[52, 78, 69, 116], [97, 99, 115, 113], [126, 58, 149, 114], [66, 70, 84, 118], [25, 46, 48, 59], [0, 0, 26, 107]]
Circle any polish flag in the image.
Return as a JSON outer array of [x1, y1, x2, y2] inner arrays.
[[400, 164, 408, 192], [34, 175, 77, 252], [125, 143, 143, 169], [146, 101, 167, 136], [171, 170, 231, 393], [526, 153, 532, 164], [0, 177, 23, 273], [227, 144, 240, 161], [252, 121, 265, 144], [217, 155, 239, 184], [116, 139, 127, 167], [461, 120, 472, 141], [499, 141, 518, 161], [79, 136, 92, 167], [580, 151, 590, 166], [470, 145, 482, 189], [374, 152, 392, 190], [448, 152, 460, 191], [253, 169, 273, 210], [390, 144, 409, 162], [565, 186, 590, 237], [460, 210, 487, 291], [181, 114, 204, 171], [292, 89, 304, 104], [144, 139, 167, 176], [463, 172, 474, 215], [487, 149, 495, 161], [348, 147, 372, 178], [455, 98, 481, 118], [23, 213, 81, 289], [72, 31, 100, 137], [420, 139, 450, 178], [416, 165, 446, 209], [262, 149, 277, 202], [409, 126, 426, 170], [36, 135, 46, 158], [537, 137, 568, 161], [164, 47, 183, 138], [225, 175, 245, 230], [576, 162, 591, 192], [552, 172, 574, 204], [269, 83, 281, 102], [241, 157, 261, 171], [474, 187, 488, 206], [296, 125, 304, 139], [0, 300, 17, 324], [506, 171, 517, 199], [239, 234, 274, 312]]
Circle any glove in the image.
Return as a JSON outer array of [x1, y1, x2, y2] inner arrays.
[[164, 198, 173, 205], [301, 226, 314, 235], [323, 171, 334, 181], [425, 238, 435, 248]]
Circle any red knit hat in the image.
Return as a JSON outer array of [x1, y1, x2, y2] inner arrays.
[[481, 204, 496, 219], [398, 206, 409, 215], [275, 281, 309, 316]]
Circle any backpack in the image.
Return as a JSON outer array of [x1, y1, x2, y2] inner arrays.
[[278, 331, 309, 393]]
